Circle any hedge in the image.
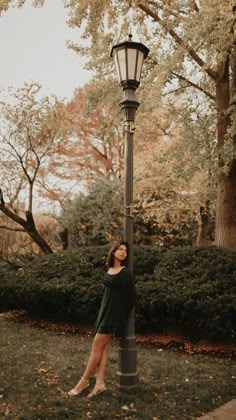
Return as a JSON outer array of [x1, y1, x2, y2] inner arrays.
[[0, 245, 235, 342]]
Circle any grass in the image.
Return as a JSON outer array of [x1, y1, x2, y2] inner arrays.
[[0, 318, 235, 420]]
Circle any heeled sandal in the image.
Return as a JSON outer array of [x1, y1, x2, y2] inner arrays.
[[87, 382, 106, 398], [68, 378, 89, 396]]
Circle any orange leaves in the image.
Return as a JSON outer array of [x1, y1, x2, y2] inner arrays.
[[53, 79, 124, 182]]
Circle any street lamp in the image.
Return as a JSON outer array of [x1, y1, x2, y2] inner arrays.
[[111, 34, 149, 392]]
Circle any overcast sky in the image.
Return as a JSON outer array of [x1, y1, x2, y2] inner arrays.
[[0, 0, 92, 101]]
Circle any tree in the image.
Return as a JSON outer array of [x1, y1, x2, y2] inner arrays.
[[65, 0, 236, 248], [0, 83, 68, 254], [0, 212, 58, 256], [133, 102, 214, 246], [64, 80, 124, 180], [58, 177, 123, 247], [35, 80, 125, 207]]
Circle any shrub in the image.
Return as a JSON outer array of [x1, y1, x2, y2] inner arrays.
[[135, 246, 236, 342], [0, 245, 235, 342]]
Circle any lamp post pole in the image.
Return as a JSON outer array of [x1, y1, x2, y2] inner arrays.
[[121, 88, 140, 272], [117, 89, 140, 392], [111, 35, 149, 392]]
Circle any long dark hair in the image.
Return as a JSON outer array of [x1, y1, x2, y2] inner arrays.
[[107, 240, 129, 268]]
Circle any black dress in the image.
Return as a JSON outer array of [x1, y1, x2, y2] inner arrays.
[[94, 267, 136, 338]]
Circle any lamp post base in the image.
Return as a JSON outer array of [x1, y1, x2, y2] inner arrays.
[[117, 336, 138, 392]]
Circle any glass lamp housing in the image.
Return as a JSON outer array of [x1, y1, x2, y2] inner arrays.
[[111, 38, 149, 90]]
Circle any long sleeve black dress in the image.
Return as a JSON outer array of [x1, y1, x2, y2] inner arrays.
[[94, 267, 136, 338]]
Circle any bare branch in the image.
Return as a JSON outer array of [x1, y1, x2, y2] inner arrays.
[[9, 176, 25, 209], [6, 136, 33, 185], [38, 132, 57, 161]]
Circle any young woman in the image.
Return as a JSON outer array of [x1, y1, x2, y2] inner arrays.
[[68, 240, 136, 398]]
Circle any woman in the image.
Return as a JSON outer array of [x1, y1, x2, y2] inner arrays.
[[68, 240, 136, 398]]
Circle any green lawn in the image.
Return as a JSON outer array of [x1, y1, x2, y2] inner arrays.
[[0, 318, 235, 419]]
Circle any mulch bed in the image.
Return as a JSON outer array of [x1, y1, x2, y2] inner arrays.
[[1, 310, 235, 357]]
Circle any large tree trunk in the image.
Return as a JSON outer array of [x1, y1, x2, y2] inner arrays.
[[215, 58, 236, 248], [215, 160, 236, 247]]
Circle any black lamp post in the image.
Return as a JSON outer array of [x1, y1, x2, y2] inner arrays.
[[111, 35, 149, 392]]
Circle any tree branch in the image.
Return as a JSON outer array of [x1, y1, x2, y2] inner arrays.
[[137, 2, 217, 80], [6, 136, 33, 185], [0, 188, 28, 228], [147, 55, 215, 100], [25, 210, 36, 231], [0, 188, 53, 254], [171, 71, 216, 101], [9, 176, 25, 210], [163, 86, 188, 96], [0, 225, 25, 232], [192, 1, 200, 12]]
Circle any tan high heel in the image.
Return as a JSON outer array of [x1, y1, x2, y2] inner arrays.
[[87, 382, 106, 398], [68, 378, 89, 396]]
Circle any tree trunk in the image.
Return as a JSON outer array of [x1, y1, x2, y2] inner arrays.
[[24, 211, 54, 254], [196, 202, 211, 246], [215, 160, 236, 248], [59, 227, 69, 250], [215, 58, 236, 248]]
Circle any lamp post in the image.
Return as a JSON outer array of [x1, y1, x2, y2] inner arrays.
[[111, 35, 149, 392]]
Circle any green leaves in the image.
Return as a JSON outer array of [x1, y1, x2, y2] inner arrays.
[[0, 244, 235, 342], [58, 177, 123, 247]]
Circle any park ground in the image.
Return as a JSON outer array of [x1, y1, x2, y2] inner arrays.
[[0, 313, 235, 420]]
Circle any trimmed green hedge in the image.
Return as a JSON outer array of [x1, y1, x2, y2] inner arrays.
[[0, 246, 235, 342], [136, 247, 236, 342]]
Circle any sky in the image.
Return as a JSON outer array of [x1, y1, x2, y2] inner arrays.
[[0, 0, 94, 213], [0, 0, 92, 101]]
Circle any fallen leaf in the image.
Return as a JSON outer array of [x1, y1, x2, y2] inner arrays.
[[5, 407, 10, 416], [38, 368, 47, 373]]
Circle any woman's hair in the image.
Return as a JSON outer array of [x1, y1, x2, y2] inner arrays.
[[107, 239, 129, 268]]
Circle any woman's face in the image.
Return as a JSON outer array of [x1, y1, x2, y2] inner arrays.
[[113, 244, 127, 262]]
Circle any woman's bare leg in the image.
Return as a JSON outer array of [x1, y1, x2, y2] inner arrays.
[[69, 333, 111, 394], [96, 341, 109, 383], [83, 333, 112, 381], [86, 341, 109, 397]]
